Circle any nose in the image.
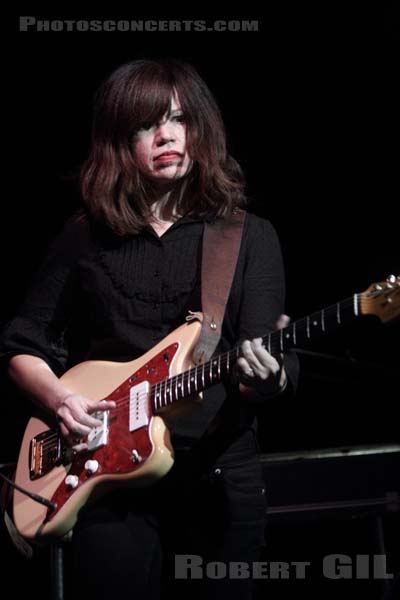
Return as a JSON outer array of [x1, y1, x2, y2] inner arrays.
[[155, 120, 175, 146]]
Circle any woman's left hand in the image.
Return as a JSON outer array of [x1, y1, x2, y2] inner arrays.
[[236, 314, 290, 396]]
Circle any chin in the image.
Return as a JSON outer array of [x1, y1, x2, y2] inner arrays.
[[153, 168, 188, 181]]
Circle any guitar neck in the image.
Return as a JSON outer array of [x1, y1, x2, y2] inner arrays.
[[261, 293, 360, 354], [151, 293, 361, 412]]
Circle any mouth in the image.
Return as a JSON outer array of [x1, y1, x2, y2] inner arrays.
[[154, 152, 183, 162]]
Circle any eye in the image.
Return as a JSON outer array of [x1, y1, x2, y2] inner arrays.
[[172, 114, 185, 123], [139, 121, 154, 131]]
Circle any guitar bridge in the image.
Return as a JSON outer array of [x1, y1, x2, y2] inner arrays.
[[30, 430, 63, 480]]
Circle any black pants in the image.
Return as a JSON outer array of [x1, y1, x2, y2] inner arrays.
[[71, 430, 267, 600]]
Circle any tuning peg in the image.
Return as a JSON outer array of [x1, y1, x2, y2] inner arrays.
[[386, 274, 396, 283]]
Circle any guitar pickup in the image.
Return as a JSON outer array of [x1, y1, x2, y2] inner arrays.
[[129, 381, 150, 432]]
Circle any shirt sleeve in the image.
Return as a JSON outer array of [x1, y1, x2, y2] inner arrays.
[[238, 215, 299, 395], [0, 216, 91, 377]]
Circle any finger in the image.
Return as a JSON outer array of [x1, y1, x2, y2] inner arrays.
[[251, 339, 281, 376], [74, 411, 104, 429], [242, 338, 280, 377], [58, 421, 71, 439], [87, 399, 116, 414], [59, 396, 102, 429], [236, 356, 255, 377], [65, 434, 87, 450], [241, 340, 266, 373], [59, 413, 93, 437], [72, 441, 89, 453], [61, 395, 114, 424], [58, 423, 84, 448], [275, 314, 290, 330], [241, 342, 271, 381]]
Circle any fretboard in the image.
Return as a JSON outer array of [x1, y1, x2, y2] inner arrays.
[[151, 293, 360, 413]]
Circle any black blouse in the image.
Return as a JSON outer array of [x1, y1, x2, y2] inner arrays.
[[0, 211, 298, 444]]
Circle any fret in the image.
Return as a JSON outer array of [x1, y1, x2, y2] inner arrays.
[[201, 364, 205, 388], [155, 383, 161, 409], [336, 302, 341, 324], [353, 294, 358, 316], [156, 382, 162, 408], [153, 385, 157, 410], [209, 360, 213, 383], [218, 355, 221, 379], [161, 380, 165, 405], [158, 381, 163, 406], [293, 322, 296, 345], [321, 309, 325, 332], [267, 334, 271, 354], [187, 367, 192, 394], [194, 367, 198, 392], [160, 381, 165, 407], [280, 328, 283, 352], [306, 316, 310, 338], [166, 381, 172, 405]]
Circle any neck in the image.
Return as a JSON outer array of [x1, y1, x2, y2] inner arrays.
[[150, 195, 176, 222], [148, 181, 186, 222]]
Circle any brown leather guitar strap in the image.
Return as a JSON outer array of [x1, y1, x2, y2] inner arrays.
[[190, 210, 246, 364]]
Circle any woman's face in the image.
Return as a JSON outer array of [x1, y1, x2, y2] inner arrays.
[[132, 94, 191, 186]]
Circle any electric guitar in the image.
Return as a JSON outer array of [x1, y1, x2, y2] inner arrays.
[[12, 276, 399, 542]]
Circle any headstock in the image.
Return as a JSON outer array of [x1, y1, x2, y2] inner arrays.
[[360, 275, 400, 323]]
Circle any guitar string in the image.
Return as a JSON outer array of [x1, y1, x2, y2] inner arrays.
[[38, 290, 399, 451], [39, 304, 325, 451], [38, 294, 367, 449], [39, 363, 228, 450]]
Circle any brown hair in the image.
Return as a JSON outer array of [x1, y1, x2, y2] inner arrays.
[[80, 58, 247, 235]]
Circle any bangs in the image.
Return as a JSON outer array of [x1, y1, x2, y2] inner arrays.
[[129, 72, 176, 133]]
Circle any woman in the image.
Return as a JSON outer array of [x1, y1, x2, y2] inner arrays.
[[0, 58, 298, 599]]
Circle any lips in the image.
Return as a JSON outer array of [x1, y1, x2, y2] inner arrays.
[[154, 152, 182, 161]]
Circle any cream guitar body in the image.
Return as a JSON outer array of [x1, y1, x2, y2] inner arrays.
[[13, 320, 202, 542]]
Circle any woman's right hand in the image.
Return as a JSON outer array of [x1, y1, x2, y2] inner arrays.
[[8, 355, 117, 451], [56, 392, 116, 450]]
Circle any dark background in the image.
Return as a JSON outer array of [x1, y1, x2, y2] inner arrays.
[[1, 6, 399, 599]]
